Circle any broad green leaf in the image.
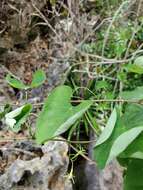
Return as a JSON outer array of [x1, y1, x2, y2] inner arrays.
[[123, 104, 143, 127], [31, 70, 46, 88], [130, 152, 143, 159], [94, 104, 143, 169], [120, 86, 143, 101], [5, 104, 32, 132], [124, 159, 143, 190], [120, 133, 143, 159], [6, 74, 28, 90], [117, 157, 130, 168], [94, 115, 124, 169], [36, 85, 92, 144], [126, 56, 143, 74], [134, 56, 143, 67], [107, 126, 143, 164], [95, 108, 117, 146], [126, 64, 143, 74]]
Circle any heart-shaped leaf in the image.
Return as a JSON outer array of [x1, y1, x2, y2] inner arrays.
[[36, 85, 92, 144], [5, 104, 32, 132]]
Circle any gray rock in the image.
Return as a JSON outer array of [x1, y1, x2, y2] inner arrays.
[[84, 161, 123, 190], [99, 161, 123, 190], [84, 131, 123, 190], [0, 140, 72, 190]]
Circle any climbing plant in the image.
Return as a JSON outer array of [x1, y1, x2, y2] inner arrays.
[[3, 65, 143, 189]]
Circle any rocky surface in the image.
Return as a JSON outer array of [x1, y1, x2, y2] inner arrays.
[[0, 1, 124, 190], [73, 158, 123, 190], [84, 161, 123, 190], [0, 140, 72, 190], [0, 0, 47, 49], [99, 161, 123, 190], [0, 0, 70, 103]]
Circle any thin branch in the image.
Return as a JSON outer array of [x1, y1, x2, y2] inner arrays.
[[0, 98, 141, 108]]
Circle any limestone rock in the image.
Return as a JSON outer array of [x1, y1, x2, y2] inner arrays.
[[0, 140, 72, 190]]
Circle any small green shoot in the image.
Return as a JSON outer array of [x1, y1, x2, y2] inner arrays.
[[6, 70, 46, 90]]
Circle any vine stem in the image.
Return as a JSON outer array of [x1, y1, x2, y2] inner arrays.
[[27, 99, 142, 107], [71, 99, 141, 103], [0, 99, 141, 108], [48, 138, 97, 144]]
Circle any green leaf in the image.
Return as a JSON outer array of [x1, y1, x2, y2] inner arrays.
[[121, 104, 143, 159], [94, 104, 143, 169], [5, 104, 32, 132], [95, 108, 117, 146], [117, 157, 130, 168], [120, 133, 143, 159], [134, 56, 143, 67], [6, 70, 46, 90], [31, 70, 46, 88], [0, 104, 12, 120], [126, 64, 143, 74], [6, 74, 28, 90], [124, 159, 143, 190], [125, 56, 143, 74], [36, 85, 92, 144], [86, 111, 100, 134], [96, 81, 109, 90], [120, 86, 143, 101], [94, 115, 123, 169], [107, 126, 143, 164]]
